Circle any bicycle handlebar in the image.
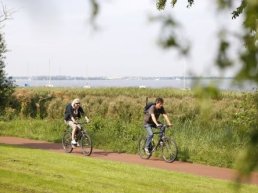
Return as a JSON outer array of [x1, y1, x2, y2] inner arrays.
[[157, 124, 172, 128], [74, 121, 89, 125]]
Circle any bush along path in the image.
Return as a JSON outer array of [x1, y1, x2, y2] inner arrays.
[[0, 136, 258, 185]]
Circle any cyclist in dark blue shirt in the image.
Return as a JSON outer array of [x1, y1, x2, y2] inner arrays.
[[64, 98, 90, 147]]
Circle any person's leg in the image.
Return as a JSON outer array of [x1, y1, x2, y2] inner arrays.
[[75, 124, 81, 146], [144, 124, 153, 149], [68, 121, 77, 145], [71, 126, 77, 141]]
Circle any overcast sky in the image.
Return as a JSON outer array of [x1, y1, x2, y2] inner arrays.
[[3, 0, 243, 77]]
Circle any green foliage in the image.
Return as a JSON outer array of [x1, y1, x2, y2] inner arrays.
[[156, 0, 167, 10], [187, 0, 194, 8], [47, 98, 67, 119], [212, 0, 258, 84], [1, 88, 258, 168], [154, 0, 257, 85], [153, 0, 258, 177], [234, 93, 258, 177], [216, 34, 233, 69], [152, 14, 190, 56], [3, 107, 17, 120], [156, 0, 194, 9], [232, 1, 246, 19], [0, 33, 15, 114], [194, 85, 221, 100], [216, 0, 233, 9], [78, 0, 257, 176]]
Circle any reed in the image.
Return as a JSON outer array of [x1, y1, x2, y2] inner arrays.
[[1, 87, 256, 168]]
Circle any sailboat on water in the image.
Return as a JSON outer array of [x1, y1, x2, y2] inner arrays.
[[83, 76, 91, 88], [83, 84, 91, 89], [181, 60, 190, 90], [45, 59, 54, 87], [83, 63, 91, 88], [45, 80, 54, 88]]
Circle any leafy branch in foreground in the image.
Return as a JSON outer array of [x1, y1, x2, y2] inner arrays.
[[150, 14, 190, 56], [154, 0, 258, 181], [156, 0, 194, 10], [232, 0, 247, 19]]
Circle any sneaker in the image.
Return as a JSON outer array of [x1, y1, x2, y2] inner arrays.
[[159, 140, 164, 146], [144, 147, 150, 155], [71, 140, 77, 145], [76, 142, 80, 147]]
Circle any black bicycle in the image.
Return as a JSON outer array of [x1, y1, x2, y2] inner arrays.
[[62, 122, 92, 156], [138, 125, 178, 163]]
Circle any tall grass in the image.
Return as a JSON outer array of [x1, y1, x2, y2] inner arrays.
[[1, 87, 257, 168]]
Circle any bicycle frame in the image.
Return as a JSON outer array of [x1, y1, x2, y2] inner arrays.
[[62, 121, 92, 156], [149, 126, 167, 152], [138, 124, 177, 163]]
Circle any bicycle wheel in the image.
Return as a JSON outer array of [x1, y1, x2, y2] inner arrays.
[[62, 131, 73, 153], [80, 133, 92, 156], [138, 136, 152, 159], [161, 137, 178, 163]]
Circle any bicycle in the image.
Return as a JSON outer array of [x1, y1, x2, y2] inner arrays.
[[138, 125, 178, 163], [62, 121, 92, 156]]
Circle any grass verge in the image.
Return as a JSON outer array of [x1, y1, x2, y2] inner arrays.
[[0, 145, 257, 193]]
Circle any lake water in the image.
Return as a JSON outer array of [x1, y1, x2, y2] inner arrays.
[[14, 78, 257, 92]]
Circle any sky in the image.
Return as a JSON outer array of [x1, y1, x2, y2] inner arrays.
[[3, 0, 243, 77]]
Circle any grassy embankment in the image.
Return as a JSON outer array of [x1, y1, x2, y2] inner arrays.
[[1, 145, 258, 193], [0, 87, 257, 168]]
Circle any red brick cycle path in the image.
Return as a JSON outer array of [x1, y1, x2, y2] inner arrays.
[[1, 136, 258, 185]]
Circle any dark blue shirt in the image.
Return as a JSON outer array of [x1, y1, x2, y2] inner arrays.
[[64, 103, 85, 121]]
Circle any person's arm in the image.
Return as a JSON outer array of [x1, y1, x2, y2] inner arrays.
[[71, 116, 77, 123], [79, 107, 90, 123], [163, 114, 172, 126], [85, 115, 90, 123], [150, 114, 160, 126]]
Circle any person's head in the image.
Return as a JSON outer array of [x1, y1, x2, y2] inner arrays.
[[72, 98, 80, 109], [155, 97, 164, 109]]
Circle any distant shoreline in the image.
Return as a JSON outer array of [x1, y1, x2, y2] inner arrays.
[[11, 77, 257, 92], [11, 76, 234, 81]]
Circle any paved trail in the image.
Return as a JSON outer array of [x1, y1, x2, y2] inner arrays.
[[1, 136, 258, 185]]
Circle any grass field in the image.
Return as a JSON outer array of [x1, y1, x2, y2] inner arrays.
[[0, 145, 258, 193]]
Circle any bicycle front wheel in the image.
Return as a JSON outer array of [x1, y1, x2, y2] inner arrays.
[[162, 137, 178, 163], [62, 132, 73, 153], [138, 136, 152, 159], [80, 133, 92, 156]]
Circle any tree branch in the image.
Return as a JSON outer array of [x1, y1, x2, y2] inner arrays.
[[0, 1, 14, 23], [232, 0, 247, 19]]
